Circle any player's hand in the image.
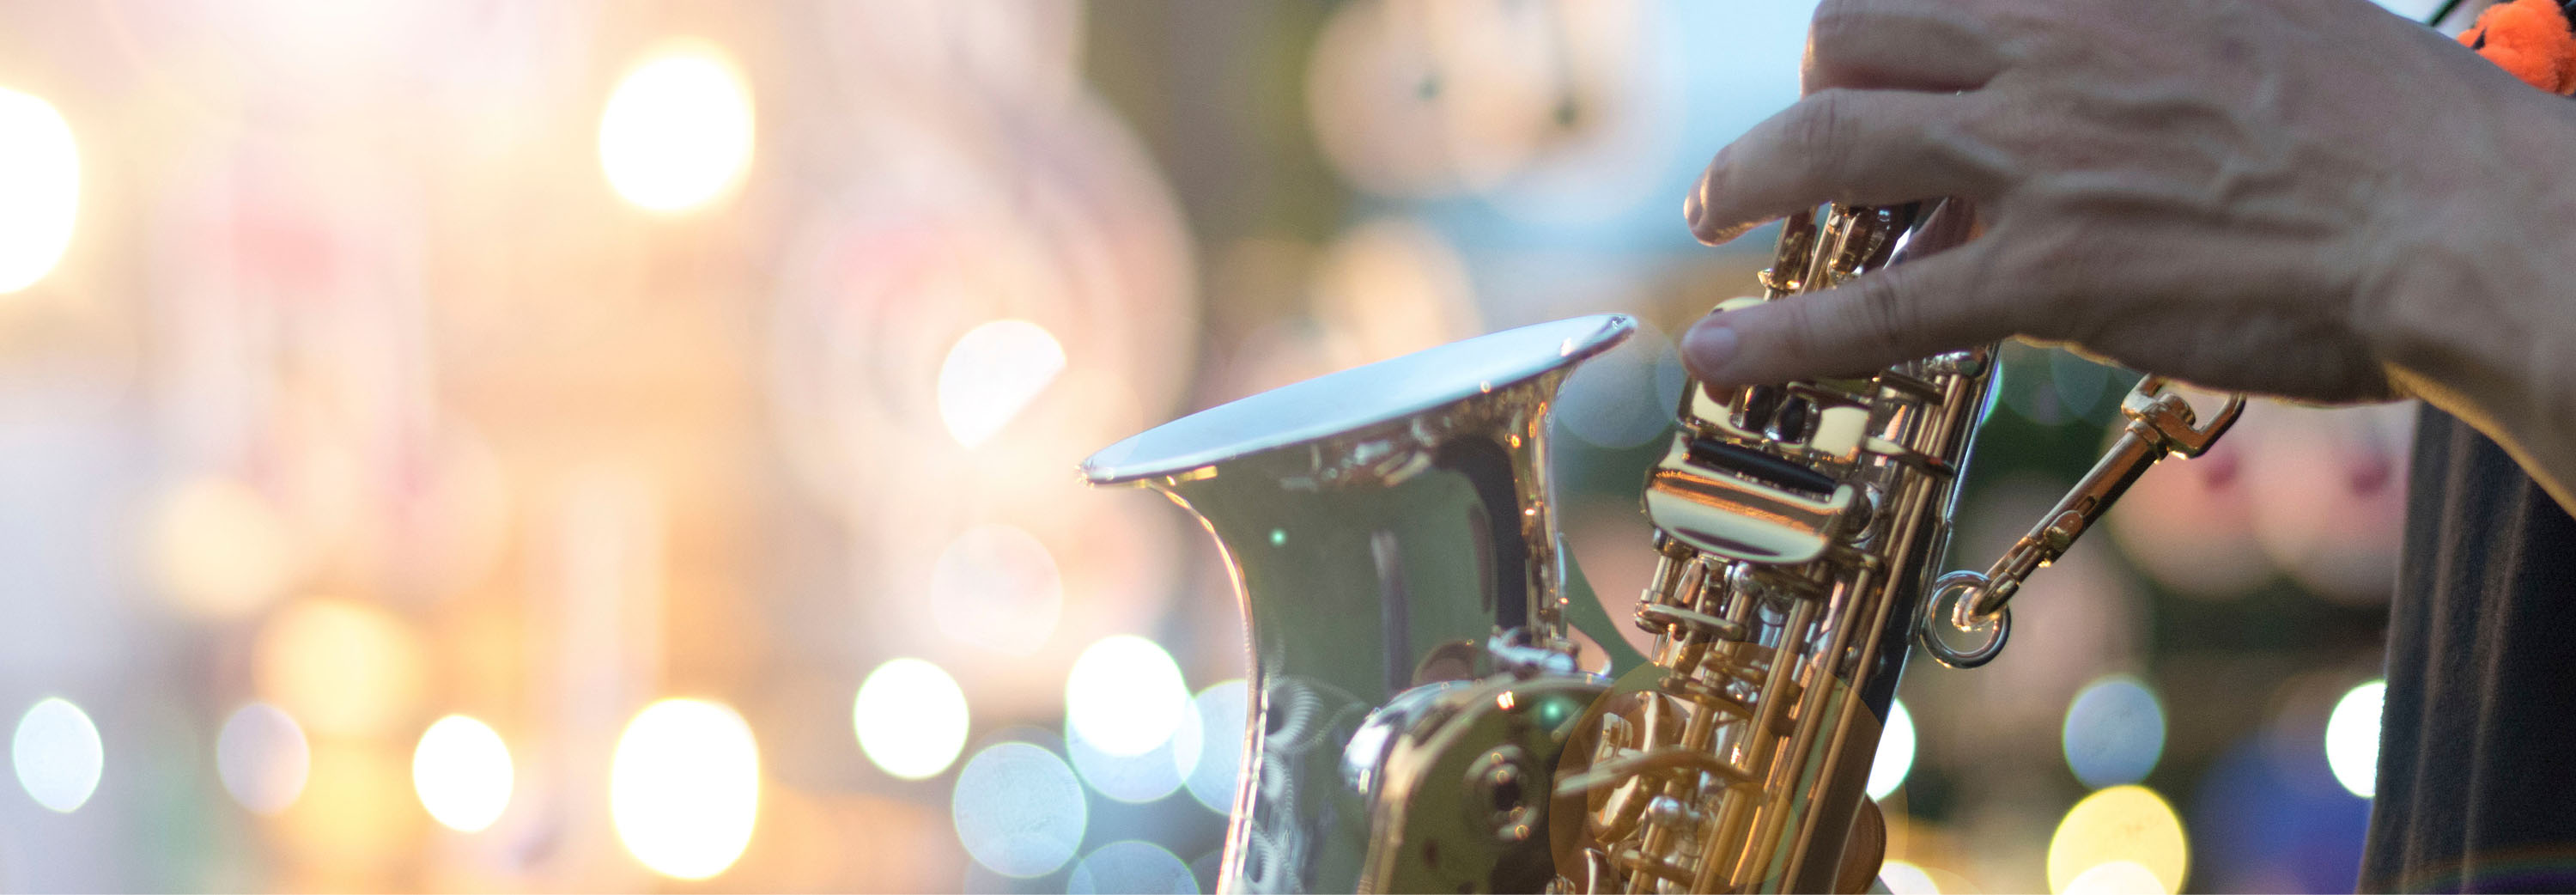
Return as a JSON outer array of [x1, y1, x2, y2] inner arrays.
[[1678, 0, 2576, 406]]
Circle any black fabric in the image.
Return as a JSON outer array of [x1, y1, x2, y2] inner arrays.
[[2360, 405, 2576, 892]]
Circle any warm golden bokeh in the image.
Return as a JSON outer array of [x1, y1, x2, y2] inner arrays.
[[0, 3, 2410, 892], [254, 598, 428, 740]]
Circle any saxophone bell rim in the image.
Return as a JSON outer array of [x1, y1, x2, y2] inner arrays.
[[1078, 314, 1636, 485]]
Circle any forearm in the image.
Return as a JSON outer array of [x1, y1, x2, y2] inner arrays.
[[2375, 90, 2576, 515]]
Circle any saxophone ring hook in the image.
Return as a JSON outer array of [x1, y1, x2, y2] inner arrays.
[[1920, 570, 2009, 669]]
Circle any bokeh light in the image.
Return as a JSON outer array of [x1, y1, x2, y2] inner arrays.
[[2047, 785, 2188, 894], [145, 478, 302, 618], [1182, 679, 1249, 814], [1300, 0, 1662, 204], [2241, 403, 2411, 603], [598, 43, 754, 212], [254, 598, 428, 739], [1879, 860, 1940, 895], [1553, 320, 1684, 450], [929, 524, 1064, 655], [11, 697, 102, 813], [1069, 694, 1198, 804], [0, 86, 78, 294], [611, 698, 761, 880], [279, 740, 419, 872], [2188, 732, 2372, 892], [951, 740, 1088, 878], [2063, 675, 2166, 789], [1069, 839, 1198, 894], [937, 320, 1067, 448], [1867, 698, 1916, 801], [2105, 412, 2273, 600], [216, 703, 310, 815], [1066, 635, 1189, 758], [2325, 680, 2385, 799], [1310, 217, 1479, 370], [2063, 860, 2166, 895], [0, 3, 2427, 890], [854, 658, 969, 781], [411, 715, 513, 833]]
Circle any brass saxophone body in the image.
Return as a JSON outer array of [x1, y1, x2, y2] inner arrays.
[[1081, 199, 2242, 893], [1573, 199, 1990, 893]]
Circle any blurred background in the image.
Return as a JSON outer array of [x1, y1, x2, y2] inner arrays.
[[0, 0, 2445, 892]]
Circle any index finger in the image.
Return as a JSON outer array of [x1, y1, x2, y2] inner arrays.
[[1686, 89, 2007, 245]]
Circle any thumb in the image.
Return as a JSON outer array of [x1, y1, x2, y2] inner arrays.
[[1680, 244, 2010, 387]]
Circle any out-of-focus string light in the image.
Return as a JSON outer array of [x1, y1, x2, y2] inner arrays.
[[1866, 698, 1915, 801], [1182, 679, 1249, 814], [1069, 695, 1197, 804], [0, 87, 78, 295], [2326, 679, 2385, 799], [598, 42, 753, 212], [854, 658, 969, 781], [2063, 674, 2166, 789], [2062, 860, 2166, 895], [929, 524, 1063, 655], [1069, 839, 1198, 894], [1066, 636, 1188, 758], [11, 697, 101, 813], [611, 698, 760, 880], [412, 715, 513, 832], [2047, 784, 2188, 894], [254, 598, 427, 739], [216, 703, 310, 815], [937, 320, 1067, 448], [952, 741, 1087, 878]]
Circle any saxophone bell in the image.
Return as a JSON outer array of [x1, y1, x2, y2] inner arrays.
[[1082, 315, 1634, 893]]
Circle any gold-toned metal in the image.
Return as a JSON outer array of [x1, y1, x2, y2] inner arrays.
[[1917, 374, 2245, 668], [1082, 200, 2245, 894], [1083, 317, 1633, 893], [1581, 199, 1991, 894]]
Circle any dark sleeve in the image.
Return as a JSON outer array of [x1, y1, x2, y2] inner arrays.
[[2360, 405, 2576, 893]]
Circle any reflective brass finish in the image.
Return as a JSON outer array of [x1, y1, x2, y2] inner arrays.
[[1589, 200, 1991, 894], [1917, 375, 2245, 668], [1082, 203, 2244, 893], [1084, 316, 1633, 893]]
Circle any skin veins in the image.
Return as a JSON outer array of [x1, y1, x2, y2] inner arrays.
[[1679, 0, 2576, 514]]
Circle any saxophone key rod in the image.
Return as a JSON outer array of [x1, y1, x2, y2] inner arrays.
[[1920, 375, 2245, 668]]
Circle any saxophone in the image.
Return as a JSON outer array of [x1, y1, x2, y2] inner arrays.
[[1080, 199, 2241, 893]]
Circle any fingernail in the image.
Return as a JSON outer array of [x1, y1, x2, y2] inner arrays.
[[1683, 186, 1705, 230], [1682, 322, 1738, 374]]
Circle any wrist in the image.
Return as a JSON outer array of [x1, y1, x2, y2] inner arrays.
[[2372, 91, 2573, 398], [2373, 90, 2576, 506]]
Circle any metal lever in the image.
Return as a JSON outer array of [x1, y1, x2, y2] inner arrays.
[[1919, 374, 2245, 668]]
